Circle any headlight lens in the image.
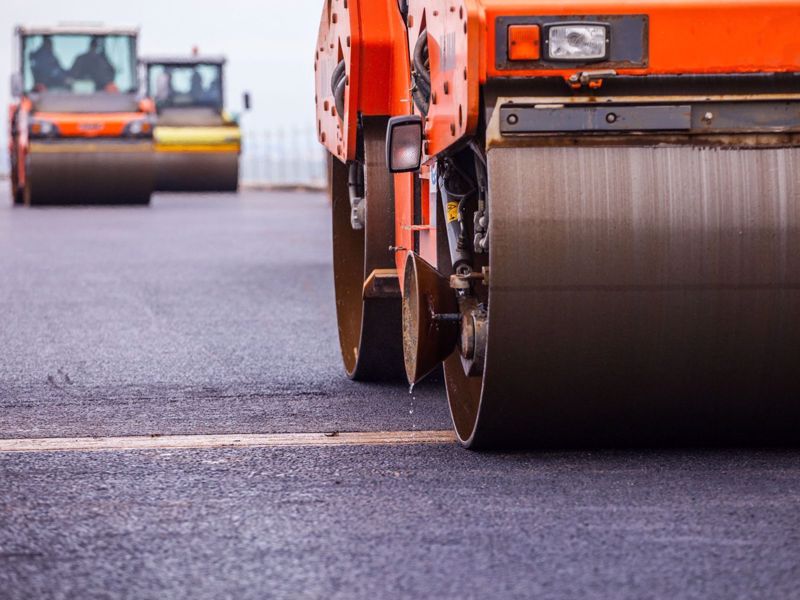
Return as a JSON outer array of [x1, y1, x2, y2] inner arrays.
[[547, 24, 608, 61], [386, 115, 423, 173], [29, 118, 59, 138], [123, 119, 153, 138]]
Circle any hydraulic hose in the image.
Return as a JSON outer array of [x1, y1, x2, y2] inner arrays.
[[331, 60, 347, 120], [412, 31, 431, 115]]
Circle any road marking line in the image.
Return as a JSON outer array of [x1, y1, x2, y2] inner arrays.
[[0, 430, 456, 454]]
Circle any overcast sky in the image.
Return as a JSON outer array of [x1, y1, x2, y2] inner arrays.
[[2, 0, 323, 150]]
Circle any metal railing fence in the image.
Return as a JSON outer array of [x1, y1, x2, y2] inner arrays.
[[240, 126, 327, 189]]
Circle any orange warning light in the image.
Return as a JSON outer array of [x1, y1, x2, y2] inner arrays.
[[508, 24, 540, 61]]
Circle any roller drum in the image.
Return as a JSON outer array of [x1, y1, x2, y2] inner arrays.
[[25, 141, 154, 205], [446, 145, 800, 448], [155, 151, 239, 192], [330, 119, 405, 381]]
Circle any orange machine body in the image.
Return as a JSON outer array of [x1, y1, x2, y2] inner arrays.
[[315, 0, 800, 291], [399, 0, 800, 286]]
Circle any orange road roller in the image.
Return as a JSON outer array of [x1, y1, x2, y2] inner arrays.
[[140, 54, 247, 192], [316, 1, 800, 448], [8, 25, 155, 206]]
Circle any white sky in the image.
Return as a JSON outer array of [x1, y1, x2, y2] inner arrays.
[[1, 0, 323, 148]]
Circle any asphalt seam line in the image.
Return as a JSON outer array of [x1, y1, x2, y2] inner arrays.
[[0, 431, 457, 453]]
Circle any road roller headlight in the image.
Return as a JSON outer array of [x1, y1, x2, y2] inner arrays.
[[123, 119, 153, 138], [28, 118, 59, 139], [386, 115, 423, 173], [545, 23, 609, 62]]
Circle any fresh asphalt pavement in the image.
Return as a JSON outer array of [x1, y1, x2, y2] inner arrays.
[[1, 186, 799, 599]]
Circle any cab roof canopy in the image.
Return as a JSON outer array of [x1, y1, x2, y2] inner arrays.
[[140, 56, 227, 66], [15, 24, 140, 37]]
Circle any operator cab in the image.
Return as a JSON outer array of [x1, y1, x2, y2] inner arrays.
[[15, 25, 140, 113], [141, 56, 235, 126]]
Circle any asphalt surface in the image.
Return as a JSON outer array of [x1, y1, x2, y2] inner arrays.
[[0, 188, 448, 438], [1, 186, 800, 599]]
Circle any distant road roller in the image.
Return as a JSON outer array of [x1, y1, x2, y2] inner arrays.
[[8, 25, 155, 205], [316, 1, 800, 448], [140, 54, 247, 192]]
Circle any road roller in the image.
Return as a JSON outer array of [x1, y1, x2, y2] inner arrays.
[[8, 25, 155, 206], [140, 54, 247, 192], [315, 0, 800, 448]]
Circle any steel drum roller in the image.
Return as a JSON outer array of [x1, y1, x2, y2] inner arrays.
[[153, 125, 241, 192], [330, 119, 405, 380], [155, 151, 239, 192], [26, 142, 154, 205], [445, 145, 800, 448]]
